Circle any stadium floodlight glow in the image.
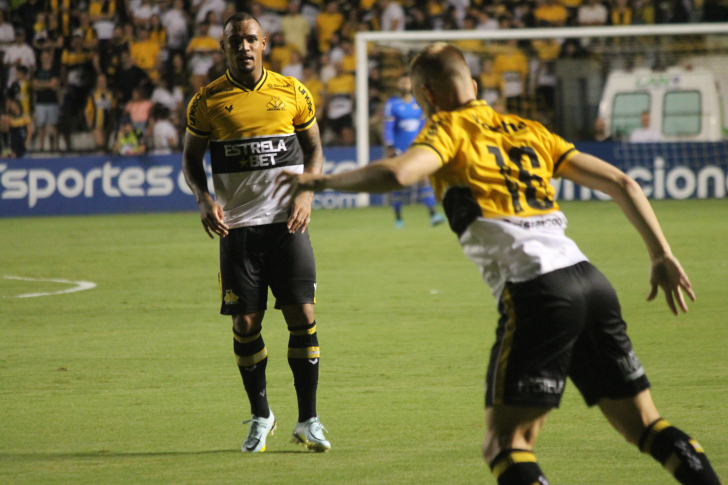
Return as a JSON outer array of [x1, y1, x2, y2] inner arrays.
[[355, 23, 728, 168]]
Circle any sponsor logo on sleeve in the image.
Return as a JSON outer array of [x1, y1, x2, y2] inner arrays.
[[298, 85, 313, 116], [188, 93, 201, 126]]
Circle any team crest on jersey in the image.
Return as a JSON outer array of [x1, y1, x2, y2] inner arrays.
[[267, 96, 286, 111], [223, 289, 239, 304]]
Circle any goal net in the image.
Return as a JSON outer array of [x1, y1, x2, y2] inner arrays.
[[355, 24, 728, 200]]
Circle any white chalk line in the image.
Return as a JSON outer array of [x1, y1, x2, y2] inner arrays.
[[3, 275, 97, 298]]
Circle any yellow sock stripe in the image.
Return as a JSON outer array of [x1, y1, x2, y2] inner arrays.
[[491, 451, 537, 480], [641, 419, 671, 453], [289, 325, 317, 336], [689, 439, 705, 453], [233, 331, 261, 344], [235, 347, 267, 367], [288, 346, 320, 359], [494, 288, 517, 405], [664, 453, 682, 475]]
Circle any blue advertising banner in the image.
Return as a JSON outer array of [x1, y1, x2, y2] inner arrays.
[[1, 143, 726, 217], [0, 148, 383, 217]]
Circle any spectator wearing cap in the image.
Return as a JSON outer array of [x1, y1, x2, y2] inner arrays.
[[131, 25, 161, 80], [113, 114, 146, 155], [4, 28, 36, 85], [280, 0, 310, 57]]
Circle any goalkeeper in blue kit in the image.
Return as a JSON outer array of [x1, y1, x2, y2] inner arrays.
[[383, 74, 445, 228]]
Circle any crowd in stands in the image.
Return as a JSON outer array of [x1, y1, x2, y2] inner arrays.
[[0, 0, 724, 157]]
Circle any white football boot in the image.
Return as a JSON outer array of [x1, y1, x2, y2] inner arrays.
[[291, 416, 331, 452], [241, 411, 276, 452]]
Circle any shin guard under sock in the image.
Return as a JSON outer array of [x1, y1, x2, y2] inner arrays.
[[287, 321, 319, 422], [234, 328, 270, 418]]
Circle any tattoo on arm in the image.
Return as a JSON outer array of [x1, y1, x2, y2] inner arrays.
[[296, 121, 324, 176]]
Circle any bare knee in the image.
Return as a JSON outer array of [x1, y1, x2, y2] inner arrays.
[[233, 312, 264, 335], [281, 304, 314, 328]]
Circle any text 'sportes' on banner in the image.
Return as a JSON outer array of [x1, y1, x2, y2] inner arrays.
[[1, 143, 727, 217]]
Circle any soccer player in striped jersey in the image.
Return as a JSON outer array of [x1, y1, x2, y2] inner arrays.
[[383, 73, 445, 228], [183, 12, 330, 453], [275, 43, 722, 484]]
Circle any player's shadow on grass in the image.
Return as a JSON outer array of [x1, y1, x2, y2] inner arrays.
[[0, 449, 311, 460]]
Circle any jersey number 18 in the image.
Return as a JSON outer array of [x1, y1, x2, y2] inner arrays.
[[487, 145, 554, 214]]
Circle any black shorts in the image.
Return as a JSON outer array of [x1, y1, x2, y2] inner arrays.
[[219, 223, 316, 315], [485, 261, 650, 408]]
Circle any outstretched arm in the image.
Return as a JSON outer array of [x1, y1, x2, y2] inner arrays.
[[275, 146, 442, 199], [290, 121, 324, 234], [559, 152, 695, 315], [182, 132, 228, 239]]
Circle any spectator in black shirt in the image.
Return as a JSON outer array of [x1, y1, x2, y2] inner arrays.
[[33, 49, 61, 152], [114, 50, 149, 106]]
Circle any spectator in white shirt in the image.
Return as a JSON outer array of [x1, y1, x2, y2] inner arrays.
[[151, 76, 183, 121], [630, 111, 662, 143], [578, 0, 609, 25], [162, 0, 190, 53], [148, 103, 179, 154], [281, 50, 304, 81], [380, 0, 405, 31], [4, 29, 35, 86]]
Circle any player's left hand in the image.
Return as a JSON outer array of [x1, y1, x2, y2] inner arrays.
[[647, 253, 696, 315], [287, 190, 313, 234]]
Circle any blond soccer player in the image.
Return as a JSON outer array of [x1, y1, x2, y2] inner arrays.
[[275, 43, 722, 485]]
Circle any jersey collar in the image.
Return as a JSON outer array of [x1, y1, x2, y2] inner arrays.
[[226, 68, 268, 92]]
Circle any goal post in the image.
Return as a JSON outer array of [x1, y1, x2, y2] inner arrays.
[[355, 23, 728, 169]]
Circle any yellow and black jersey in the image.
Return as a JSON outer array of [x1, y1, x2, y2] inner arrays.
[[413, 99, 587, 300], [186, 68, 316, 228], [85, 88, 114, 130], [413, 100, 577, 223]]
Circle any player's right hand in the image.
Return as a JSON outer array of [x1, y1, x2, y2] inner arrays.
[[198, 196, 229, 239], [647, 253, 695, 315]]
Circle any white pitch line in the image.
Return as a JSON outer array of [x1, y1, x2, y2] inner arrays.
[[3, 275, 97, 298]]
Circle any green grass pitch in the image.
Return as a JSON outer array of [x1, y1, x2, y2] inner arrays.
[[1, 200, 726, 484]]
